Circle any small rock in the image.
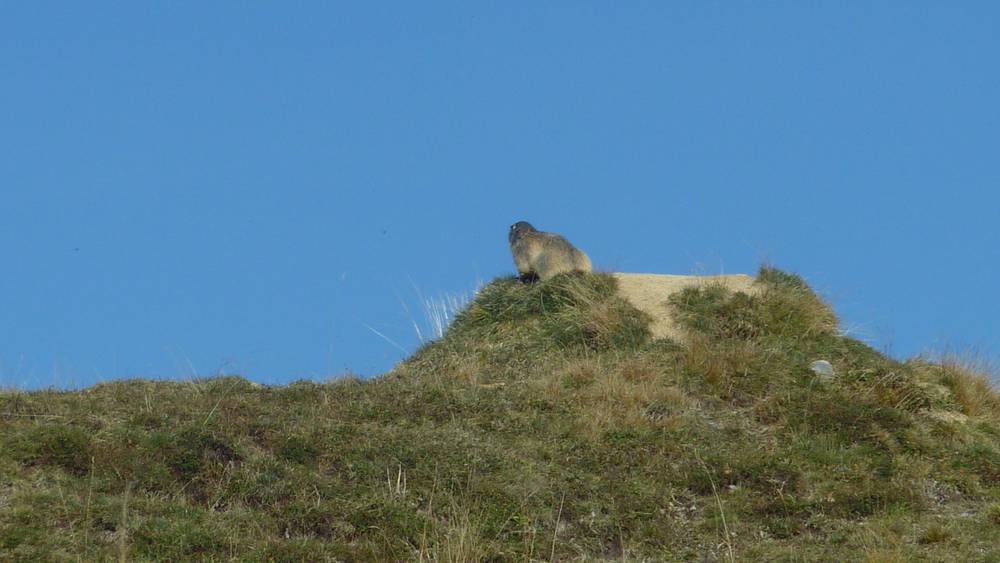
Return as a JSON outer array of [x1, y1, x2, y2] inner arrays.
[[810, 360, 835, 378]]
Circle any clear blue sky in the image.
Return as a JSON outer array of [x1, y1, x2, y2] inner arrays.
[[3, 3, 998, 389]]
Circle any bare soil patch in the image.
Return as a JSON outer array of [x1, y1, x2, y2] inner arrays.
[[612, 272, 758, 341]]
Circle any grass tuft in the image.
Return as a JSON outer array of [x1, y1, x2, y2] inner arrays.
[[15, 424, 93, 475]]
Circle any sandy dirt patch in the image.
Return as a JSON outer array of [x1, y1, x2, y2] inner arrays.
[[612, 273, 758, 341]]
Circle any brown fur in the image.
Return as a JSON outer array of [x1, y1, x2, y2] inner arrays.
[[508, 221, 592, 282]]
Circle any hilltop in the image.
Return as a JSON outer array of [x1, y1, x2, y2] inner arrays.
[[1, 268, 999, 561]]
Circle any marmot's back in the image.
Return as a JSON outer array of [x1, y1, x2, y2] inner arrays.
[[508, 222, 592, 281]]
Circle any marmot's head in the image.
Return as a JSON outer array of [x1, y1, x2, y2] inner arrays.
[[509, 221, 536, 245]]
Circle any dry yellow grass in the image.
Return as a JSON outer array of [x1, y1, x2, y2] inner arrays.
[[939, 357, 1000, 419]]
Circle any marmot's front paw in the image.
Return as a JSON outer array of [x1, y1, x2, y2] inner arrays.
[[519, 272, 540, 284]]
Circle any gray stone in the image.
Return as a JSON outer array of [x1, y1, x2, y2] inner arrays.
[[810, 360, 835, 378]]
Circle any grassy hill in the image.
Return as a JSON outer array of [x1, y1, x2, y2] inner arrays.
[[2, 268, 999, 561]]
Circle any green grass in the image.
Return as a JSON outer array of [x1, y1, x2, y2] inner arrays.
[[1, 268, 998, 561]]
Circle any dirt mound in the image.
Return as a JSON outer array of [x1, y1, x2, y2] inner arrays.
[[612, 273, 758, 341]]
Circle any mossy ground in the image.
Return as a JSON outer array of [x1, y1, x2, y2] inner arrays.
[[1, 269, 998, 561]]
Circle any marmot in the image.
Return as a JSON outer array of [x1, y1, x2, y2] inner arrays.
[[508, 221, 592, 282]]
